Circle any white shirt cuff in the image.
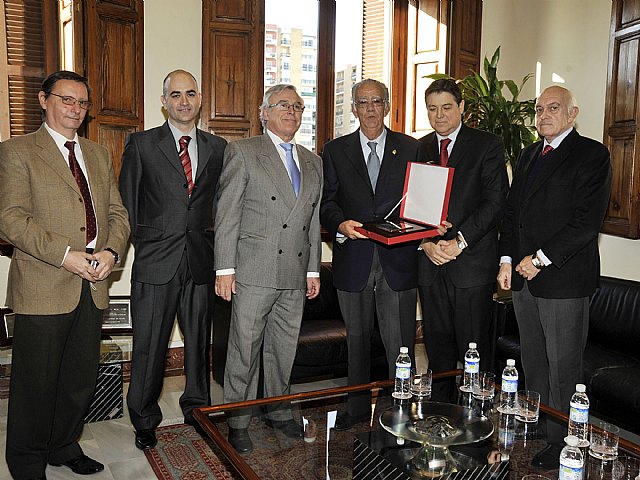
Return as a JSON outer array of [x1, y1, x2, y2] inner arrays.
[[307, 272, 319, 278], [536, 249, 552, 266], [216, 268, 235, 276], [499, 256, 512, 265]]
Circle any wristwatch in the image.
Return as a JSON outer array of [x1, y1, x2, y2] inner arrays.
[[531, 253, 544, 269], [104, 247, 120, 264], [456, 233, 468, 251]]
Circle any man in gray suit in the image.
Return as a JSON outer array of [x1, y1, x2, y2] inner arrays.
[[119, 70, 227, 450], [214, 84, 322, 454]]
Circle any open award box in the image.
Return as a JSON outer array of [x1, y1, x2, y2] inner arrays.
[[354, 162, 454, 245]]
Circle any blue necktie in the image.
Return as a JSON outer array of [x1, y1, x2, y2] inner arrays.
[[280, 143, 300, 197]]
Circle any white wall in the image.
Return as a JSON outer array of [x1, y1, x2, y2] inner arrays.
[[482, 0, 640, 282]]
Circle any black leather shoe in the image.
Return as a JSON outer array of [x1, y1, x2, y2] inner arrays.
[[263, 418, 303, 438], [50, 454, 104, 475], [333, 412, 370, 431], [185, 418, 207, 437], [135, 428, 158, 450], [531, 443, 564, 469], [228, 427, 253, 454]]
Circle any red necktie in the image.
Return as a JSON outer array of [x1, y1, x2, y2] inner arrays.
[[440, 138, 452, 166], [64, 141, 97, 245], [179, 136, 194, 196], [542, 145, 554, 156]]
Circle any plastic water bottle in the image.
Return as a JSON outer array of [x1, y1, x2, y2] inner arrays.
[[568, 383, 590, 447], [460, 342, 480, 392], [392, 347, 412, 399], [559, 435, 584, 480], [497, 359, 519, 414], [498, 413, 516, 460]]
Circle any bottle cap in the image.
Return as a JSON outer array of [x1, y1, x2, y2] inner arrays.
[[469, 342, 477, 349], [506, 359, 515, 366], [565, 435, 580, 447], [400, 346, 408, 354], [576, 384, 586, 393]]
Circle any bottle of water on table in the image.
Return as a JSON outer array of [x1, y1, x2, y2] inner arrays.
[[559, 435, 584, 480], [460, 342, 479, 392], [497, 359, 518, 414], [392, 346, 412, 399], [568, 383, 590, 447]]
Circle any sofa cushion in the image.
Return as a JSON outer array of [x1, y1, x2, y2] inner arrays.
[[588, 367, 640, 429], [583, 343, 640, 383], [294, 318, 347, 367]]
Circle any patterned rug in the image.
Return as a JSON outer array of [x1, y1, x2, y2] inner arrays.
[[144, 424, 238, 480]]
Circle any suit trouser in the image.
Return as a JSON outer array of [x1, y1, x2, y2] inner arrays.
[[127, 251, 213, 430], [224, 281, 306, 429], [6, 280, 102, 480], [418, 267, 494, 402], [512, 281, 589, 444], [337, 250, 417, 415]]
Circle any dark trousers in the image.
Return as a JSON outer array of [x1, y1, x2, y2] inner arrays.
[[337, 250, 416, 415], [419, 267, 494, 402], [513, 281, 589, 444], [6, 280, 102, 480], [127, 251, 214, 430]]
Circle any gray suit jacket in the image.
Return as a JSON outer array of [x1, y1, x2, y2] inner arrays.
[[214, 134, 322, 289]]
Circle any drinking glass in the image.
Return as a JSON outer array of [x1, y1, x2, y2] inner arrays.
[[590, 421, 620, 461], [410, 368, 432, 397], [472, 371, 495, 400], [516, 390, 540, 423]]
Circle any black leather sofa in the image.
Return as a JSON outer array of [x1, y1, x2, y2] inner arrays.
[[495, 276, 640, 433], [212, 262, 389, 386]]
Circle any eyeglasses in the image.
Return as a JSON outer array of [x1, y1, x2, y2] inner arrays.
[[49, 93, 93, 111], [268, 101, 305, 113], [355, 97, 386, 109]]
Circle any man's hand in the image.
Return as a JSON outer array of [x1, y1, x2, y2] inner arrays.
[[338, 220, 367, 240], [93, 250, 117, 281], [306, 277, 320, 299], [215, 274, 236, 301], [436, 220, 452, 237], [497, 263, 512, 290], [515, 255, 541, 281], [438, 239, 462, 258], [420, 239, 457, 265], [62, 250, 99, 282]]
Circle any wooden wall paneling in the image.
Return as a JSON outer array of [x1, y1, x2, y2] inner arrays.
[[448, 0, 482, 79], [82, 0, 144, 176], [602, 0, 640, 238], [315, 0, 336, 153], [390, 0, 409, 133], [202, 0, 263, 142]]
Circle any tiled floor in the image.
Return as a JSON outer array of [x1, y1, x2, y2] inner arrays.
[[0, 344, 430, 480]]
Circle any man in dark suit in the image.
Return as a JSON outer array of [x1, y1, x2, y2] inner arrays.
[[214, 84, 322, 454], [0, 70, 130, 479], [119, 70, 227, 449], [498, 85, 611, 468], [418, 79, 508, 401], [321, 78, 421, 429]]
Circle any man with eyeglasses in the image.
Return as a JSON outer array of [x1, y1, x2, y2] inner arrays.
[[214, 84, 322, 453], [497, 86, 611, 469], [320, 78, 422, 430], [0, 70, 130, 479], [118, 70, 227, 450], [417, 78, 508, 402]]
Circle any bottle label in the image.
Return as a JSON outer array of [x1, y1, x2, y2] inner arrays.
[[395, 365, 410, 379], [569, 404, 589, 423], [559, 463, 583, 480], [502, 377, 518, 393], [464, 358, 479, 373]]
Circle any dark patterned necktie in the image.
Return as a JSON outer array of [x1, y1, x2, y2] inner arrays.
[[64, 141, 96, 244], [179, 136, 194, 196], [440, 138, 452, 166], [542, 145, 554, 156]]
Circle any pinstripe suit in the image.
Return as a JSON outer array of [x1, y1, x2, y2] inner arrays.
[[214, 134, 322, 428]]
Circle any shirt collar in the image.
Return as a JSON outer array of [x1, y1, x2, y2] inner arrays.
[[359, 128, 387, 150], [167, 121, 197, 145], [435, 122, 462, 144], [544, 127, 574, 150], [44, 122, 79, 146], [266, 128, 297, 148]]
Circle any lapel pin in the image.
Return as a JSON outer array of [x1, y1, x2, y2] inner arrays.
[[392, 149, 397, 155]]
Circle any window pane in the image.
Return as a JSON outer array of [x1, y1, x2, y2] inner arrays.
[[265, 0, 319, 152]]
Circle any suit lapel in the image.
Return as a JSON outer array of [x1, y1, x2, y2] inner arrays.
[[157, 122, 186, 178], [423, 133, 439, 164], [34, 125, 81, 195], [447, 125, 470, 168], [259, 135, 297, 209], [195, 129, 210, 182], [344, 130, 373, 194], [378, 129, 401, 189]]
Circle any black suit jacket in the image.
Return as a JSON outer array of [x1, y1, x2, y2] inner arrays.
[[321, 128, 421, 292], [119, 122, 227, 285], [418, 125, 508, 288], [499, 128, 611, 298]]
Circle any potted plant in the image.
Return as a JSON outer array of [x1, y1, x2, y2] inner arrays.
[[427, 47, 537, 170]]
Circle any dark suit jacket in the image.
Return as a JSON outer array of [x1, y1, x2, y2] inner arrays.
[[321, 128, 421, 292], [418, 125, 508, 288], [119, 122, 227, 285], [499, 128, 612, 298]]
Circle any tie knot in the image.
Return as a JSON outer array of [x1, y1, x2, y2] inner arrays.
[[179, 136, 191, 150], [64, 140, 76, 152], [367, 141, 377, 152], [440, 138, 451, 150], [280, 142, 293, 153], [542, 145, 554, 156]]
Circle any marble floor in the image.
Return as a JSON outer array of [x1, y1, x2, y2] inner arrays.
[[0, 344, 430, 480]]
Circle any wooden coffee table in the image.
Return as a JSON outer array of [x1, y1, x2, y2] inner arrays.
[[194, 371, 640, 480]]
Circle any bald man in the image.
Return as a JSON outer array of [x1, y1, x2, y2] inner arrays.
[[497, 86, 611, 468], [119, 70, 227, 449]]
